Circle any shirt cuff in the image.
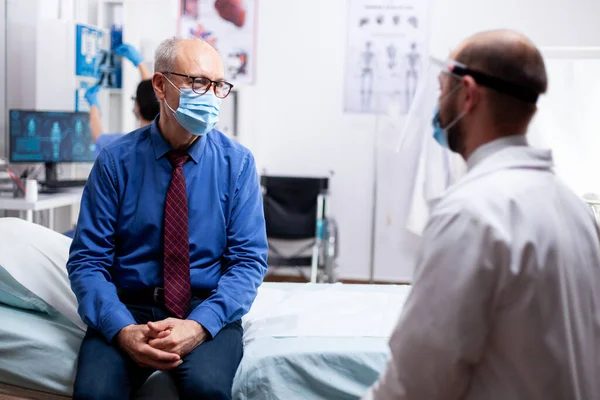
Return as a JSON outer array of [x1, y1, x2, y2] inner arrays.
[[98, 307, 136, 342], [187, 304, 223, 339]]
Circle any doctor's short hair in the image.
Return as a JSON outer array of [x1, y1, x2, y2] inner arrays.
[[154, 37, 180, 73], [456, 30, 548, 126], [135, 80, 159, 122]]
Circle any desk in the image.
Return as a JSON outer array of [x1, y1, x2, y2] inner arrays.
[[0, 188, 83, 231]]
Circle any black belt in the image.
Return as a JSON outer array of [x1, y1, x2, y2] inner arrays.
[[117, 287, 212, 305]]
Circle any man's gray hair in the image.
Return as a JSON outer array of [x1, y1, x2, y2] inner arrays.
[[154, 37, 180, 73]]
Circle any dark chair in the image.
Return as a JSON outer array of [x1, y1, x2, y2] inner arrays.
[[261, 174, 338, 283]]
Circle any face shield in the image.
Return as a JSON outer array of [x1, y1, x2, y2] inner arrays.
[[380, 57, 468, 236], [397, 56, 542, 153], [395, 57, 465, 153], [381, 56, 544, 235]]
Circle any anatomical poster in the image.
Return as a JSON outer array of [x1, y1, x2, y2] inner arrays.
[[179, 0, 257, 85], [75, 24, 107, 78], [344, 0, 429, 114]]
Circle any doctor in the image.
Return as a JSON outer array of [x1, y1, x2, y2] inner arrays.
[[364, 30, 600, 400]]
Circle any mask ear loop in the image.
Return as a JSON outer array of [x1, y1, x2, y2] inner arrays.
[[164, 98, 177, 114], [441, 106, 466, 131], [439, 81, 462, 105], [438, 78, 466, 131], [162, 75, 181, 115]]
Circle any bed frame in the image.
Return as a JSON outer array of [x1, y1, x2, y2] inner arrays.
[[0, 383, 70, 400]]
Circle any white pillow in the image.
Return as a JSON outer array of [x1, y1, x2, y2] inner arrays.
[[0, 218, 85, 330]]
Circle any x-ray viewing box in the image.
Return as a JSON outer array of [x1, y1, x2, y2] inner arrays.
[[35, 20, 112, 126]]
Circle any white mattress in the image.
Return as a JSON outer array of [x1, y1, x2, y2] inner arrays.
[[244, 283, 410, 341]]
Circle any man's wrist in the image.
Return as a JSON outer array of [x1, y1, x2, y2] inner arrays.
[[190, 320, 205, 335], [115, 324, 135, 343]]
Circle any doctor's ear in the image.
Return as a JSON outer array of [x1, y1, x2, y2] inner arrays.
[[152, 73, 167, 101], [461, 75, 480, 113]]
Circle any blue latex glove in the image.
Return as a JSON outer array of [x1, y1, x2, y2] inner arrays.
[[114, 43, 144, 67], [85, 85, 100, 108]]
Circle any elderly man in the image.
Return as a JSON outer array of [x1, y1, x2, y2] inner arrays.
[[67, 37, 267, 400], [364, 30, 600, 400]]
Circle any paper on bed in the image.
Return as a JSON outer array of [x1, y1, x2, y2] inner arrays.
[[0, 218, 85, 330], [242, 284, 411, 342]]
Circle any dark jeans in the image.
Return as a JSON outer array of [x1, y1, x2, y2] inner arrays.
[[73, 298, 243, 400]]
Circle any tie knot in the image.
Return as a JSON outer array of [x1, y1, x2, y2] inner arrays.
[[167, 150, 189, 168]]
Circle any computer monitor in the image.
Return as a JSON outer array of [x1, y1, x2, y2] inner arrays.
[[9, 109, 96, 181]]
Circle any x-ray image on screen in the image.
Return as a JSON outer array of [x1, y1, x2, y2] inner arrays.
[[9, 110, 96, 163]]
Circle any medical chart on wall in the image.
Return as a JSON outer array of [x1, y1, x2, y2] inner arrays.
[[178, 0, 257, 84], [75, 24, 106, 78], [344, 0, 429, 114], [74, 24, 108, 112]]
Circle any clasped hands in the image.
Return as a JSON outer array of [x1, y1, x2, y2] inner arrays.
[[116, 318, 208, 371]]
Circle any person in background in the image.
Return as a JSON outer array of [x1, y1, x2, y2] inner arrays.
[[363, 29, 600, 400], [67, 37, 267, 400], [85, 43, 159, 155], [62, 44, 159, 239]]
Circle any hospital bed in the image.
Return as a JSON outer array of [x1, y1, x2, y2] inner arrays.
[[0, 218, 411, 399]]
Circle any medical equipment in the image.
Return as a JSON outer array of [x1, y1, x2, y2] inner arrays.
[[393, 57, 468, 235], [9, 110, 95, 183], [261, 175, 338, 283]]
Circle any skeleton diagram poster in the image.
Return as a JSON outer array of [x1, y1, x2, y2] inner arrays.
[[344, 0, 429, 114], [179, 0, 256, 84]]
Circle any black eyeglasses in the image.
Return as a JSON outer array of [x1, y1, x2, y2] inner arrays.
[[162, 71, 234, 99]]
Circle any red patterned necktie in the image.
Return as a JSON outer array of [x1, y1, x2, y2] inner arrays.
[[163, 150, 191, 318]]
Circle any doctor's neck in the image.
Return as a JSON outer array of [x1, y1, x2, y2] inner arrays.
[[460, 111, 532, 160]]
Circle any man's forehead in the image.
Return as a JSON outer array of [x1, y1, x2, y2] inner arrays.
[[176, 53, 223, 80], [174, 43, 224, 79]]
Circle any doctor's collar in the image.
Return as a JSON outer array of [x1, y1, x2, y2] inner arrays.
[[467, 134, 528, 171]]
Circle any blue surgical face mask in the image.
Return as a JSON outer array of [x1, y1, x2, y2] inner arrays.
[[432, 106, 449, 148], [432, 83, 465, 149], [164, 76, 221, 136]]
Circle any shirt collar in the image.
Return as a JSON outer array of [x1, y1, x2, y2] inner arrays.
[[466, 134, 528, 171], [149, 117, 207, 164]]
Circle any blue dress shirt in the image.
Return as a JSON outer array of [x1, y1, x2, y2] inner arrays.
[[67, 119, 268, 341], [94, 133, 124, 157]]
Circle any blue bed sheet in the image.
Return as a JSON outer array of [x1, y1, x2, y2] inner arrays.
[[0, 305, 83, 396], [233, 337, 388, 400]]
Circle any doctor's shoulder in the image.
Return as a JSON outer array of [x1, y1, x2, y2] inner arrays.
[[431, 180, 510, 228]]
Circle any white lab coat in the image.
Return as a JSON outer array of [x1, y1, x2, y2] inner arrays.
[[364, 136, 600, 400]]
